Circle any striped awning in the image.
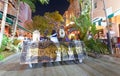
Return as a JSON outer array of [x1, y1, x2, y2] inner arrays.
[[108, 9, 120, 18], [93, 17, 107, 26], [0, 12, 13, 25], [0, 12, 31, 32], [93, 17, 103, 25], [93, 9, 120, 26]]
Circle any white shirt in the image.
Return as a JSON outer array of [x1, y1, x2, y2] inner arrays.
[[110, 30, 115, 38]]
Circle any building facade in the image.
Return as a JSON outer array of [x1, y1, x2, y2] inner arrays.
[[93, 0, 120, 37], [0, 0, 17, 36], [63, 0, 80, 39], [0, 0, 32, 37], [0, 0, 17, 16], [63, 0, 80, 26]]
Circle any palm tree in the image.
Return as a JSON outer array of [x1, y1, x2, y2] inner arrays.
[[102, 0, 113, 54], [11, 0, 35, 40], [12, 0, 49, 40], [0, 0, 8, 47], [0, 0, 49, 47], [74, 0, 109, 55]]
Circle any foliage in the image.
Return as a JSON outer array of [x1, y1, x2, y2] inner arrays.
[[0, 51, 15, 60], [0, 36, 21, 60], [75, 14, 90, 40], [20, 0, 35, 12], [25, 11, 64, 35], [0, 35, 9, 52], [0, 0, 49, 52], [74, 13, 109, 54], [72, 0, 109, 54], [80, 0, 91, 15], [6, 38, 22, 52], [25, 15, 51, 35], [0, 54, 4, 60], [13, 39, 21, 46], [44, 11, 64, 33], [44, 11, 64, 23], [0, 34, 21, 53], [85, 38, 109, 54], [20, 0, 49, 12], [38, 0, 49, 4]]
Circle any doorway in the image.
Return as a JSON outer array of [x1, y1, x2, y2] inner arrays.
[[119, 24, 120, 36]]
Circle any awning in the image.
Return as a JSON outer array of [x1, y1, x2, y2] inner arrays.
[[93, 17, 103, 25], [108, 9, 120, 18], [18, 24, 32, 33], [93, 17, 108, 26], [93, 9, 120, 26], [0, 12, 13, 25], [0, 12, 31, 33], [0, 11, 21, 22]]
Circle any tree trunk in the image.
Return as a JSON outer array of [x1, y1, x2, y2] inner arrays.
[[11, 0, 20, 40], [102, 0, 113, 54], [79, 0, 82, 15], [0, 0, 8, 47]]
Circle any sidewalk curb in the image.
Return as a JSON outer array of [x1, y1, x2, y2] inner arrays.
[[0, 52, 20, 65]]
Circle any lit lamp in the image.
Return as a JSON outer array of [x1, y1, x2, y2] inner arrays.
[[32, 30, 40, 42]]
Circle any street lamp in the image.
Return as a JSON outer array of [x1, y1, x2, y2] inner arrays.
[[102, 0, 113, 54]]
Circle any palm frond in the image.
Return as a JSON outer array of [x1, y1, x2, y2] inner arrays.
[[39, 0, 49, 4], [74, 13, 109, 54]]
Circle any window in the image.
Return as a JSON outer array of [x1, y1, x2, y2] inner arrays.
[[94, 2, 97, 9]]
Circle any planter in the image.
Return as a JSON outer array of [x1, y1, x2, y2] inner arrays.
[[88, 52, 101, 58]]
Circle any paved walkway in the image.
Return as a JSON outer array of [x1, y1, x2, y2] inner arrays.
[[100, 55, 120, 64], [0, 53, 20, 65], [0, 54, 120, 76]]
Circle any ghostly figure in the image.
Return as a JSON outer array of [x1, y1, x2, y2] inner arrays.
[[32, 30, 40, 42], [55, 51, 61, 61], [50, 29, 60, 49], [68, 46, 74, 60]]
